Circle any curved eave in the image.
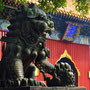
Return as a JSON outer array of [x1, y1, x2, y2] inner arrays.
[[50, 11, 90, 25]]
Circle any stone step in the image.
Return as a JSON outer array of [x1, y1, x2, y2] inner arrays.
[[0, 86, 86, 90]]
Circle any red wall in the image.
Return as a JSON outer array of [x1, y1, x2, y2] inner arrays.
[[36, 39, 90, 90], [0, 31, 7, 60], [46, 39, 90, 90]]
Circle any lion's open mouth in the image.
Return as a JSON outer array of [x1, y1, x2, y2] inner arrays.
[[25, 3, 54, 36]]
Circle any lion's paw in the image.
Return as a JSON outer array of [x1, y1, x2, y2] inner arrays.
[[5, 78, 46, 87]]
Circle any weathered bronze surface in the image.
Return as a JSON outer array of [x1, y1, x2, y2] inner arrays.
[[41, 62, 75, 87], [0, 3, 54, 87], [0, 3, 76, 88]]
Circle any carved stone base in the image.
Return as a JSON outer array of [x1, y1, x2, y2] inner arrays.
[[0, 86, 86, 90]]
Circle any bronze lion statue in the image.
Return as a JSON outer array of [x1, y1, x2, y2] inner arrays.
[[0, 3, 75, 87], [0, 3, 55, 87]]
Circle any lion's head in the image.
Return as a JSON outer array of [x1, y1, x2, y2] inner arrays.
[[7, 3, 54, 44], [9, 3, 54, 36]]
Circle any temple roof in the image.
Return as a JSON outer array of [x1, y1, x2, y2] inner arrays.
[[51, 12, 90, 36], [0, 0, 90, 36]]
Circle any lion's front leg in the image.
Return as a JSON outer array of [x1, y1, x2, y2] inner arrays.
[[24, 64, 46, 87], [35, 48, 55, 75], [25, 64, 36, 79], [9, 58, 24, 80], [2, 44, 25, 87], [6, 44, 24, 80]]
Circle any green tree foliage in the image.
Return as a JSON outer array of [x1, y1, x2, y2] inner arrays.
[[0, 0, 90, 16], [0, 0, 5, 12], [38, 0, 67, 13], [14, 0, 27, 4], [74, 0, 90, 16]]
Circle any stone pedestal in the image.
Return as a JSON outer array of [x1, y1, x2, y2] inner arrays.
[[0, 86, 86, 90]]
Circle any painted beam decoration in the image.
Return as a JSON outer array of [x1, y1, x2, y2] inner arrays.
[[62, 22, 82, 41], [0, 19, 10, 31], [74, 35, 90, 45]]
